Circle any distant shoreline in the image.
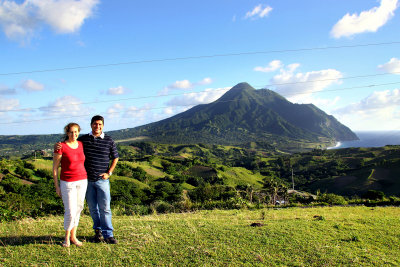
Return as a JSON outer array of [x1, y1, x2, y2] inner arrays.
[[329, 131, 400, 149]]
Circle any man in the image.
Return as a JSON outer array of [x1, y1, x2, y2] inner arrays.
[[56, 115, 119, 244]]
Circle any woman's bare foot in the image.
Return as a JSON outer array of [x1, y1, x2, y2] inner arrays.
[[70, 238, 83, 247], [62, 240, 70, 247]]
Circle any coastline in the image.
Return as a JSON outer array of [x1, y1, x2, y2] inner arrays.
[[327, 141, 342, 150], [328, 131, 400, 149]]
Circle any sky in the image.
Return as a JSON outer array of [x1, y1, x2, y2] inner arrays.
[[1, 0, 400, 135]]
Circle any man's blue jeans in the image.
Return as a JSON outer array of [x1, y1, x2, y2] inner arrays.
[[86, 179, 114, 238]]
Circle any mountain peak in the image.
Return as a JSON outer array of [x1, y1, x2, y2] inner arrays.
[[231, 82, 254, 90], [218, 82, 256, 101]]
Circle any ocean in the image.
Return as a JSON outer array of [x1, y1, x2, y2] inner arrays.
[[328, 131, 400, 149]]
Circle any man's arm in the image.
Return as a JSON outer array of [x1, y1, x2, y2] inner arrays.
[[100, 158, 119, 180], [54, 142, 62, 151]]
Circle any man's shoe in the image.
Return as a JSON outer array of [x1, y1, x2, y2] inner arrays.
[[104, 237, 118, 244], [94, 229, 103, 243]]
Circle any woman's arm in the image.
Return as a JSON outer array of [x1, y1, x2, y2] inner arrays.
[[53, 153, 62, 197]]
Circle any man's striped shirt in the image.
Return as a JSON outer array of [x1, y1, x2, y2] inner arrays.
[[78, 133, 119, 181]]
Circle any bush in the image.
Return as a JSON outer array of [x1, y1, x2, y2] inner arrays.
[[317, 193, 347, 205], [151, 200, 174, 214], [363, 190, 385, 201], [35, 169, 53, 180]]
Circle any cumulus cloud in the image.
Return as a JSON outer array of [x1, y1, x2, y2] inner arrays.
[[0, 1, 35, 42], [106, 103, 124, 118], [107, 86, 129, 95], [245, 4, 273, 19], [331, 0, 398, 38], [0, 0, 99, 42], [20, 79, 44, 91], [39, 95, 90, 116], [334, 89, 400, 114], [0, 96, 19, 113], [378, 58, 400, 73], [166, 87, 230, 107], [159, 77, 213, 95], [332, 89, 400, 130], [254, 60, 283, 72], [264, 62, 343, 103]]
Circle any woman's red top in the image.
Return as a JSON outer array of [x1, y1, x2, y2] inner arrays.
[[54, 141, 87, 182]]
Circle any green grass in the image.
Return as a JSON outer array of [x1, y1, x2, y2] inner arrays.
[[219, 166, 264, 188], [1, 206, 399, 266], [30, 159, 53, 171]]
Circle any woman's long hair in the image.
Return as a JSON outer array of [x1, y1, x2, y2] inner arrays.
[[63, 122, 81, 141]]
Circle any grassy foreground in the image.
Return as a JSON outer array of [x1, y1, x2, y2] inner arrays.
[[0, 206, 399, 266]]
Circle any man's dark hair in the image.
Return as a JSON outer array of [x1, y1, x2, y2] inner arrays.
[[91, 115, 104, 125]]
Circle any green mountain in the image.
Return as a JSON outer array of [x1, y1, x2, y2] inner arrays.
[[0, 82, 358, 156], [110, 82, 358, 148]]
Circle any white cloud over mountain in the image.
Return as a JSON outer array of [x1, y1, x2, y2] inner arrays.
[[0, 0, 99, 42], [256, 60, 343, 104], [159, 78, 213, 95], [331, 0, 398, 38], [166, 87, 230, 107]]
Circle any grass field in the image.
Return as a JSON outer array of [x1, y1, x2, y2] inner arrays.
[[1, 206, 399, 266]]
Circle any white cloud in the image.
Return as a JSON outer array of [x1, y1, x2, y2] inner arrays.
[[245, 4, 273, 19], [331, 0, 398, 38], [31, 0, 99, 33], [333, 89, 400, 130], [166, 87, 230, 107], [107, 86, 129, 95], [20, 79, 44, 91], [159, 77, 213, 95], [197, 77, 213, 85], [40, 95, 90, 116], [266, 62, 342, 103], [106, 103, 124, 118], [335, 89, 400, 114], [0, 96, 19, 113], [170, 80, 193, 90], [378, 57, 400, 73], [254, 60, 283, 72], [0, 1, 36, 42], [0, 0, 99, 42]]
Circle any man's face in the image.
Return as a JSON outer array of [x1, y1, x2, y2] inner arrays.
[[91, 120, 104, 136]]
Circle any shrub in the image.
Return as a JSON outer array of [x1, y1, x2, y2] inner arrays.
[[151, 200, 174, 214], [362, 190, 385, 201], [317, 193, 347, 205]]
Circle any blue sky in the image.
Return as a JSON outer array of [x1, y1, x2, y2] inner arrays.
[[1, 0, 400, 135]]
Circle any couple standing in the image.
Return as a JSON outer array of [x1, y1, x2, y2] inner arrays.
[[52, 115, 119, 247]]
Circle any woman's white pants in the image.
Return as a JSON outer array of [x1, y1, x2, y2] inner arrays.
[[60, 179, 88, 231]]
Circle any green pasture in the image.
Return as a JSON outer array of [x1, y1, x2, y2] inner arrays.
[[1, 206, 399, 266]]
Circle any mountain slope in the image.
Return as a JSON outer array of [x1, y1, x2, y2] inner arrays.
[[110, 82, 357, 147]]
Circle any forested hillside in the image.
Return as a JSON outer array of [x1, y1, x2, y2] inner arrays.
[[1, 143, 399, 221]]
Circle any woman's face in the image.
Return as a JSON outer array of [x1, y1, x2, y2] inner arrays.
[[67, 126, 80, 141]]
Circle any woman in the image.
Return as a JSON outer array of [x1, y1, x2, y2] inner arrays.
[[53, 122, 87, 247]]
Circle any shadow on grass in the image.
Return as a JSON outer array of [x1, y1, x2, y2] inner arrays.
[[0, 235, 92, 246]]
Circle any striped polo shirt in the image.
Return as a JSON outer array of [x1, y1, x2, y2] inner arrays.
[[78, 132, 119, 181]]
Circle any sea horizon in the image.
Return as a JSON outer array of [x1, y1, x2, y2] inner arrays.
[[328, 130, 400, 149]]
